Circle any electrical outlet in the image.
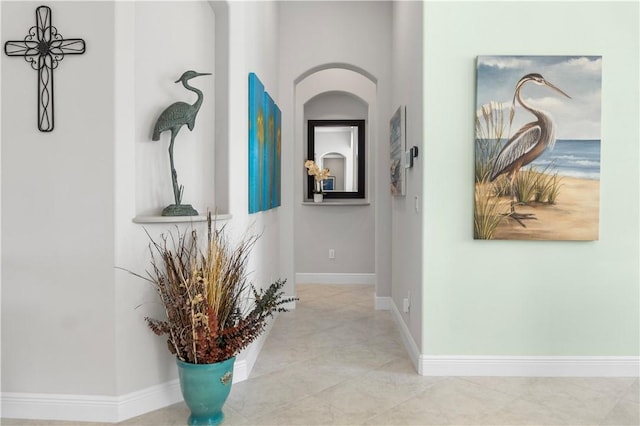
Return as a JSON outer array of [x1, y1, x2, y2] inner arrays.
[[329, 249, 335, 259], [403, 291, 411, 313]]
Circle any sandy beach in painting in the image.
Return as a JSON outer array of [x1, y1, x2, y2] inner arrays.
[[491, 176, 600, 240]]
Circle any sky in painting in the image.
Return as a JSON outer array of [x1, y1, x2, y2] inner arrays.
[[476, 55, 602, 140]]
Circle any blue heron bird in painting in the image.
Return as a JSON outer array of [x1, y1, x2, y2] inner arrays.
[[490, 73, 571, 226]]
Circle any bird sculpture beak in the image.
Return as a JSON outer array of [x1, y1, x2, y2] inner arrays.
[[544, 80, 571, 99], [174, 72, 211, 83]]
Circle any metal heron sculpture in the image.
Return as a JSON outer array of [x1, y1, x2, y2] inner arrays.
[[152, 70, 211, 216], [490, 73, 571, 226]]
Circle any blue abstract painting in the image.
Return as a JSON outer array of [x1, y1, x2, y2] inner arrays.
[[263, 93, 275, 210], [248, 73, 281, 213], [248, 73, 264, 214], [273, 104, 281, 208]]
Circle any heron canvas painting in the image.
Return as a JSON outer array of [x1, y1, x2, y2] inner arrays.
[[474, 55, 602, 240], [390, 105, 406, 196]]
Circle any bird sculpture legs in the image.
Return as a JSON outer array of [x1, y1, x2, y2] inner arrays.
[[168, 131, 183, 206], [161, 130, 198, 216], [506, 171, 536, 228]]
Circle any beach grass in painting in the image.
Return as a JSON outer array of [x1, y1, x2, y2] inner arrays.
[[474, 55, 602, 240]]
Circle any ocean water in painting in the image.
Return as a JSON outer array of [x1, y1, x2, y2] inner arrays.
[[527, 139, 600, 180]]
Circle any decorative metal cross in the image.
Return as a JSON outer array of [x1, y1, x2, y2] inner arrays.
[[4, 5, 86, 132]]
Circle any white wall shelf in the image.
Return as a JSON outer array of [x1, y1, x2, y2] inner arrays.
[[132, 214, 232, 224], [301, 201, 370, 206]]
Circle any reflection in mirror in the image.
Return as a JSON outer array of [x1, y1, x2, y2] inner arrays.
[[322, 154, 346, 191], [307, 120, 365, 199]]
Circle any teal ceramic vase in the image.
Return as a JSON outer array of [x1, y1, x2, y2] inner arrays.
[[177, 357, 236, 426]]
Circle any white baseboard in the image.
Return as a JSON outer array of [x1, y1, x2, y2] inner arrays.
[[374, 295, 392, 311], [233, 360, 248, 384], [419, 355, 640, 377], [1, 326, 271, 423], [389, 297, 421, 371], [388, 298, 640, 378], [295, 273, 375, 285], [116, 379, 182, 422], [281, 299, 297, 310], [236, 312, 277, 380], [1, 379, 182, 423], [2, 391, 123, 423]]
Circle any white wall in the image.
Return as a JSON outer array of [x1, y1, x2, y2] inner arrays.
[[134, 1, 216, 216], [114, 0, 219, 397], [1, 1, 117, 395], [297, 92, 374, 274], [223, 0, 284, 376], [225, 0, 281, 273], [422, 1, 639, 358], [115, 0, 283, 396], [278, 1, 392, 295], [307, 92, 369, 189], [2, 0, 285, 421], [390, 0, 423, 350]]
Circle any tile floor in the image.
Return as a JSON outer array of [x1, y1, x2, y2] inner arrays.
[[3, 284, 639, 425]]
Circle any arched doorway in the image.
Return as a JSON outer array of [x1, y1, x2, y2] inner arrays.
[[292, 66, 382, 297]]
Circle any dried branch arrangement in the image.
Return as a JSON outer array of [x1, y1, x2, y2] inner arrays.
[[129, 214, 296, 364]]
